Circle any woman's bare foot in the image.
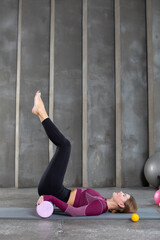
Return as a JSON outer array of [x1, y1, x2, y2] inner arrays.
[[32, 91, 48, 122], [32, 90, 41, 116]]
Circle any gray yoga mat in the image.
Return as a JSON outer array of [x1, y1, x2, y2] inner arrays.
[[0, 207, 159, 220]]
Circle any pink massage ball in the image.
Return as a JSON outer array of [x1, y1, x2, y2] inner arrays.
[[154, 189, 160, 206]]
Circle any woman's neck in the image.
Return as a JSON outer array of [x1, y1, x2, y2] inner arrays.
[[106, 198, 118, 210]]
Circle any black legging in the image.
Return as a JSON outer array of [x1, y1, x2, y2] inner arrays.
[[38, 118, 71, 203]]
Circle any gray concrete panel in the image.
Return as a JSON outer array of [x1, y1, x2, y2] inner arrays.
[[88, 0, 115, 187], [0, 0, 18, 187], [54, 0, 82, 187], [121, 0, 148, 186], [146, 0, 154, 157], [152, 0, 160, 152], [19, 0, 50, 187]]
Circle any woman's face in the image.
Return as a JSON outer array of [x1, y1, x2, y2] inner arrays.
[[113, 191, 130, 207]]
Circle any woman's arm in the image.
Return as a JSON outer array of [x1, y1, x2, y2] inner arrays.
[[43, 195, 107, 216]]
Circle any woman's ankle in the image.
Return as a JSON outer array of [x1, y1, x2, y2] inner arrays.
[[39, 113, 49, 122]]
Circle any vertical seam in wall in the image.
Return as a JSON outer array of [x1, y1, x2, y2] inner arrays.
[[115, 0, 122, 187], [146, 0, 154, 156], [15, 0, 22, 188], [82, 0, 88, 187], [49, 0, 55, 161]]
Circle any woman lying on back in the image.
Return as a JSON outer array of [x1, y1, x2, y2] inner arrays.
[[32, 91, 137, 216]]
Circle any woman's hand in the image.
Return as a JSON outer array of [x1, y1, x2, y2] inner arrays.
[[37, 195, 44, 206]]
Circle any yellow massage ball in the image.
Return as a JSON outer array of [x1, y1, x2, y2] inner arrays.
[[131, 214, 139, 222]]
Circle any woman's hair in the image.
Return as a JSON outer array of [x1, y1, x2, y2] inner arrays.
[[109, 195, 138, 214]]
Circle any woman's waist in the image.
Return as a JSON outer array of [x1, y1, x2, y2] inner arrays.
[[67, 188, 78, 206]]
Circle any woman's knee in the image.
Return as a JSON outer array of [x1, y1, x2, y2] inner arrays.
[[63, 138, 71, 150]]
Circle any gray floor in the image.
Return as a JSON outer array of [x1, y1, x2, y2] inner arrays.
[[0, 187, 159, 240]]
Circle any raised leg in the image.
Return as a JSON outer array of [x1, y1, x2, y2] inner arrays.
[[32, 91, 71, 202]]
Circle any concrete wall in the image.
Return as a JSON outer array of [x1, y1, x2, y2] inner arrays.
[[0, 0, 159, 188], [87, 0, 115, 187], [120, 0, 148, 186], [0, 0, 18, 187], [152, 0, 160, 152]]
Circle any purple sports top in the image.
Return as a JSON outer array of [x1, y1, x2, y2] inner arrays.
[[43, 188, 108, 217]]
